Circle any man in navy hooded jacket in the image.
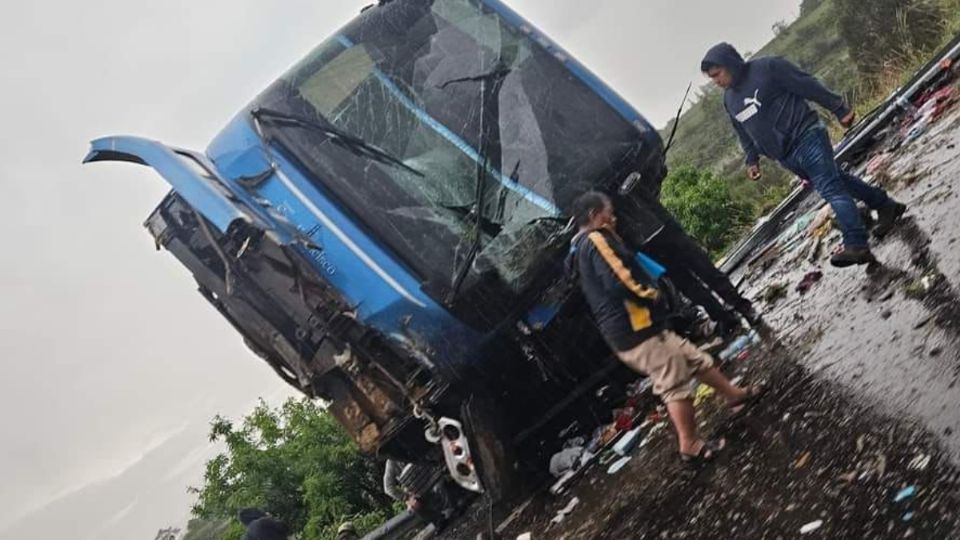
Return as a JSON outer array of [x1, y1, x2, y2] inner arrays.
[[701, 43, 906, 267]]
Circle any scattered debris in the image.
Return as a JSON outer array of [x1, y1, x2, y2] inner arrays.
[[894, 486, 917, 503], [808, 205, 835, 236], [796, 270, 824, 295], [909, 454, 932, 471], [761, 281, 788, 305], [800, 520, 823, 534], [549, 497, 580, 525], [607, 456, 632, 475], [612, 426, 644, 456], [693, 384, 716, 407], [549, 446, 585, 478], [718, 331, 760, 362], [794, 451, 812, 469], [516, 533, 532, 540]]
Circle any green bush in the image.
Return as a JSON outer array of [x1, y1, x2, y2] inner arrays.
[[186, 398, 397, 540], [660, 166, 754, 255]]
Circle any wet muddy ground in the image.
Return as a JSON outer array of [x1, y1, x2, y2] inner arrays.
[[441, 90, 960, 539]]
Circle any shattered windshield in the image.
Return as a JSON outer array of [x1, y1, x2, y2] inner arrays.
[[252, 0, 646, 305]]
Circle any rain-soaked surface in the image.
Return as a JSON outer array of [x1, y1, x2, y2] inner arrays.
[[440, 86, 960, 539]]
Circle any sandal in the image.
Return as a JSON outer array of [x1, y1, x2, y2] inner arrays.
[[679, 438, 726, 468], [727, 384, 765, 414]]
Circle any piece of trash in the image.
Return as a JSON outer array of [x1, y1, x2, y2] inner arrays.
[[894, 486, 917, 503], [549, 446, 585, 477], [647, 406, 667, 424], [909, 454, 931, 471], [796, 270, 824, 295], [856, 435, 866, 452], [607, 456, 632, 475], [762, 282, 789, 305], [800, 520, 823, 534], [613, 406, 636, 431], [613, 426, 644, 456], [794, 451, 811, 469], [903, 512, 914, 522], [838, 471, 857, 482], [517, 533, 532, 540], [626, 378, 652, 397], [693, 384, 716, 407], [808, 204, 835, 234], [550, 497, 580, 524], [548, 469, 577, 495], [639, 422, 666, 448], [719, 331, 760, 362]]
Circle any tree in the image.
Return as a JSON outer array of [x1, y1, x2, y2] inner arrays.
[[187, 398, 397, 540], [836, 0, 946, 82], [660, 166, 753, 255]]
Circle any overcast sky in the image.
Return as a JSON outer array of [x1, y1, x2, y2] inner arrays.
[[0, 1, 799, 538]]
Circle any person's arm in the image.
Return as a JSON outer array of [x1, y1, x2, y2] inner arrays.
[[585, 231, 659, 303], [383, 460, 404, 501], [732, 119, 761, 167], [768, 56, 851, 122], [723, 99, 761, 168]]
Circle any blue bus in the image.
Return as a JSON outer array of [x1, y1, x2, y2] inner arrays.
[[85, 0, 667, 507]]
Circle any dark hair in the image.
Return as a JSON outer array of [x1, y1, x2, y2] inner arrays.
[[572, 191, 611, 227], [700, 60, 719, 73]]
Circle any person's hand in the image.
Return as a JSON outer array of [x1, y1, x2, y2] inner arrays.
[[840, 110, 856, 128], [406, 496, 422, 511], [747, 164, 762, 181]]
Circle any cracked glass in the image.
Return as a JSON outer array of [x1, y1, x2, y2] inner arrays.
[[251, 0, 647, 305]]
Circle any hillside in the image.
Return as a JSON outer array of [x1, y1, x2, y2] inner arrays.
[[663, 0, 855, 217]]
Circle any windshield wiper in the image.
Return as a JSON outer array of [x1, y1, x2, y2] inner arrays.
[[439, 66, 511, 305], [250, 107, 422, 177]]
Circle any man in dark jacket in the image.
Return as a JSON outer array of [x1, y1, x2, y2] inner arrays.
[[616, 188, 758, 334], [568, 191, 759, 465], [238, 508, 289, 540], [701, 42, 906, 267]]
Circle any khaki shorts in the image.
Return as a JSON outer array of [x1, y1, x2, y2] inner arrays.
[[616, 330, 715, 403]]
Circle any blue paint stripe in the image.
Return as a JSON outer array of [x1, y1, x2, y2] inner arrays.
[[334, 34, 559, 214]]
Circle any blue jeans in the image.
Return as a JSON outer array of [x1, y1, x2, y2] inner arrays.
[[781, 128, 892, 248]]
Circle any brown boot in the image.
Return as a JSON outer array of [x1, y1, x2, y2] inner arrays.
[[830, 246, 876, 268]]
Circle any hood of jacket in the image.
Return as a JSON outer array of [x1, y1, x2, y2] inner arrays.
[[701, 42, 747, 85]]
